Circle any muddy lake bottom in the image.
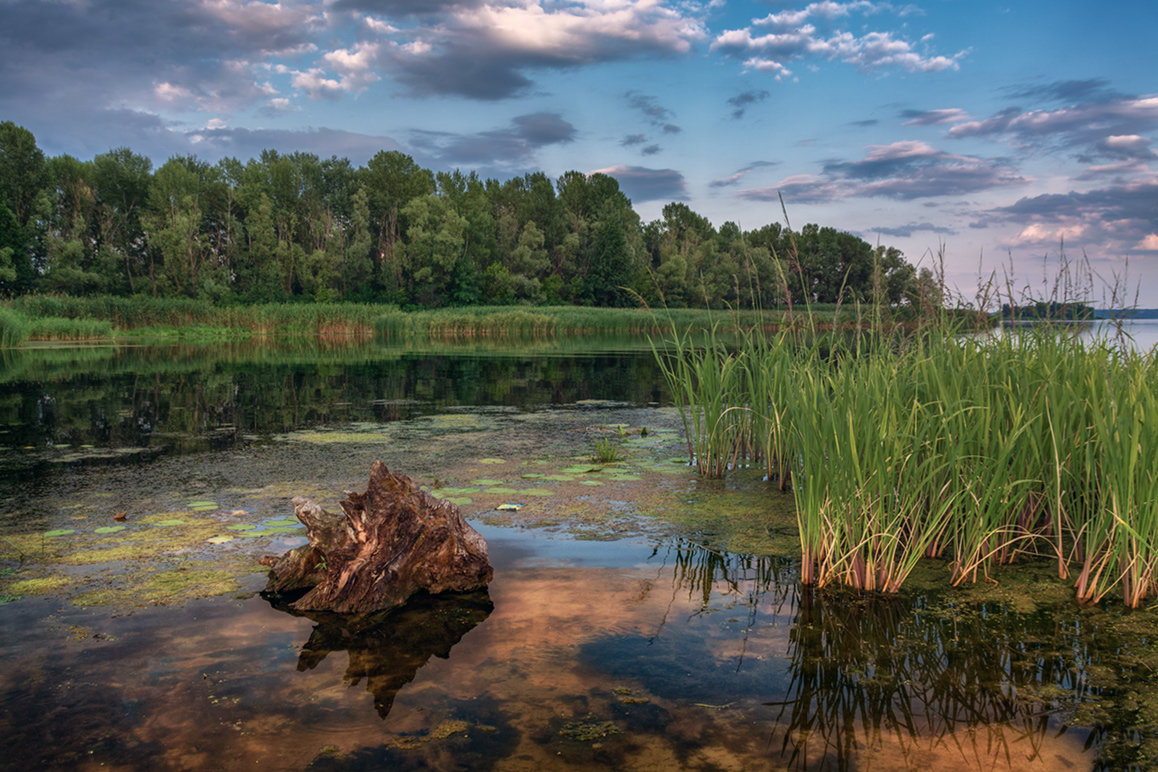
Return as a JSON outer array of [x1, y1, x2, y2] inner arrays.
[[0, 402, 1149, 770]]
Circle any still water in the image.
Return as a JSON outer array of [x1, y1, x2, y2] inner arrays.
[[0, 338, 1154, 770]]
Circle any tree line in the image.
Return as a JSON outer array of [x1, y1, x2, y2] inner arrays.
[[0, 120, 930, 309]]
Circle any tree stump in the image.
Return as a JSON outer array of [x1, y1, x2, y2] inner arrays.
[[262, 461, 493, 614]]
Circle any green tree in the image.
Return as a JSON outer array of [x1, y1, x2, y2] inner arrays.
[[91, 148, 153, 294], [360, 151, 435, 302]]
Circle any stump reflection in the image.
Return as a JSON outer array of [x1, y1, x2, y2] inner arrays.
[[266, 589, 493, 718]]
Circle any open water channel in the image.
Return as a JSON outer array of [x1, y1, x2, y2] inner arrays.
[[1, 337, 1156, 770]]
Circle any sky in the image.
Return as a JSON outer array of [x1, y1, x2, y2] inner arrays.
[[2, 0, 1156, 306]]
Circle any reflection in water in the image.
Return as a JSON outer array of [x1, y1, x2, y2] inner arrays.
[[266, 590, 493, 719], [775, 590, 1089, 771], [0, 529, 1130, 770], [0, 342, 668, 482], [586, 539, 1096, 771]]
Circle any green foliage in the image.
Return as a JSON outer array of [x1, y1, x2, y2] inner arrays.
[[0, 306, 30, 346], [658, 318, 1158, 607], [0, 121, 921, 312]]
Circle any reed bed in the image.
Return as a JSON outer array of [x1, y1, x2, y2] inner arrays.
[[656, 319, 1158, 607], [0, 307, 31, 347], [3, 295, 808, 346]]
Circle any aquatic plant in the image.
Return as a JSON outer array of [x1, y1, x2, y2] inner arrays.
[[0, 306, 30, 346], [657, 307, 1158, 606]]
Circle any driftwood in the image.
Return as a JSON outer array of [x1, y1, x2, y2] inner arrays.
[[262, 461, 493, 614]]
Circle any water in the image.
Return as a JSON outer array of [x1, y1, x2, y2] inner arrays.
[[1, 339, 1155, 770]]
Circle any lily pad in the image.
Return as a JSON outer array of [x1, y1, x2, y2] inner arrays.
[[206, 535, 233, 545], [445, 496, 473, 506], [541, 474, 576, 482], [579, 480, 605, 487], [521, 488, 555, 497], [43, 529, 75, 538], [94, 526, 126, 534], [485, 487, 521, 496], [477, 458, 506, 465], [263, 518, 298, 527], [561, 465, 602, 474], [433, 486, 481, 496], [237, 530, 270, 538], [151, 519, 186, 527], [470, 479, 505, 486], [188, 500, 218, 510]]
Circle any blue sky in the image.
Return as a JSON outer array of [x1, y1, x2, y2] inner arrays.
[[2, 0, 1156, 305]]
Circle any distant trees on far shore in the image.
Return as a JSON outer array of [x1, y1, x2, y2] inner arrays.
[[0, 120, 926, 309]]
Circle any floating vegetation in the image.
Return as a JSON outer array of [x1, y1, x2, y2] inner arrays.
[[226, 524, 257, 531], [7, 575, 71, 596], [93, 526, 126, 534], [559, 718, 621, 742], [477, 458, 506, 465], [150, 519, 186, 528], [206, 536, 233, 545], [42, 529, 75, 538]]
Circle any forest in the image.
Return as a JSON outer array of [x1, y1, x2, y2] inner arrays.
[[0, 121, 929, 310]]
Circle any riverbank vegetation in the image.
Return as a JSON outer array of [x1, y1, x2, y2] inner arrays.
[[0, 296, 826, 345], [0, 120, 926, 315], [656, 315, 1158, 608]]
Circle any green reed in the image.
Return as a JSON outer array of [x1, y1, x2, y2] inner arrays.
[[658, 314, 1158, 607], [0, 307, 31, 347]]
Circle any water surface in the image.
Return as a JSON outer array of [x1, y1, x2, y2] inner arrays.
[[1, 339, 1156, 770]]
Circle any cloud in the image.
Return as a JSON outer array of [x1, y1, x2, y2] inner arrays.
[[589, 165, 688, 203], [709, 160, 779, 188], [384, 2, 707, 100], [946, 84, 1158, 163], [334, 0, 483, 16], [625, 92, 682, 133], [900, 108, 969, 126], [621, 134, 647, 147], [711, 2, 965, 79], [739, 140, 1026, 203], [642, 144, 662, 156], [873, 222, 957, 238], [727, 89, 769, 119], [0, 0, 328, 152], [410, 112, 576, 166], [988, 181, 1158, 259]]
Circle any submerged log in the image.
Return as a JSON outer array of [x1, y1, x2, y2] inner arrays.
[[262, 460, 493, 614]]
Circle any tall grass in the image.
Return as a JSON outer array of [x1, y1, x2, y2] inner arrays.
[[0, 307, 31, 347], [657, 313, 1158, 607], [4, 295, 814, 345]]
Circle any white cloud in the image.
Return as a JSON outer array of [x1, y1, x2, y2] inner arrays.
[[712, 5, 964, 76], [155, 82, 192, 102], [1136, 233, 1158, 251]]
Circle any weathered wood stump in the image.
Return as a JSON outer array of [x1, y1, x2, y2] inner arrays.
[[262, 461, 493, 614]]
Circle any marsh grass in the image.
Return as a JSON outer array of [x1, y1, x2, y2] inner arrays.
[[657, 306, 1158, 607], [3, 296, 811, 346], [0, 308, 30, 347]]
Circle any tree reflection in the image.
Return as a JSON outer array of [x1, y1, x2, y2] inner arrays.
[[648, 540, 1099, 770], [265, 589, 492, 719]]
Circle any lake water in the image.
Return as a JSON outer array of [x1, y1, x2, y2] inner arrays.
[[1, 337, 1154, 770]]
